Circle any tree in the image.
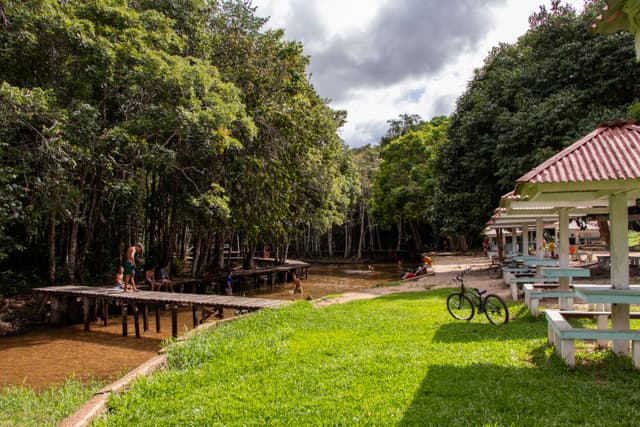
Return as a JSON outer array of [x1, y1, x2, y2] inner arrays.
[[371, 117, 448, 253], [432, 1, 640, 246]]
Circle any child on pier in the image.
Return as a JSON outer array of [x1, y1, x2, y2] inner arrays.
[[114, 266, 125, 290]]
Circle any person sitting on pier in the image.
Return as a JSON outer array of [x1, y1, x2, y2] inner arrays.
[[144, 265, 156, 291], [123, 243, 143, 292], [155, 264, 174, 292], [114, 266, 125, 290], [292, 272, 303, 294], [225, 270, 234, 295]]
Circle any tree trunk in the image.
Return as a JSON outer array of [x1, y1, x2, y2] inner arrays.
[[192, 231, 202, 278], [343, 222, 351, 258], [67, 204, 81, 283], [243, 240, 256, 270], [327, 226, 333, 257], [48, 212, 56, 285], [357, 202, 366, 259], [197, 232, 214, 276], [396, 218, 403, 252], [409, 220, 423, 251]]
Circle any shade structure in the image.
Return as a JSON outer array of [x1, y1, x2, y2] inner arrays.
[[511, 121, 640, 354]]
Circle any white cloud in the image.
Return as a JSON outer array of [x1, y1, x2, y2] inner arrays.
[[253, 0, 587, 147]]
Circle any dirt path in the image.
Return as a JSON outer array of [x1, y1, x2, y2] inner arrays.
[[314, 254, 508, 307]]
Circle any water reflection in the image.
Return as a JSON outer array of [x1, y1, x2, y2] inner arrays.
[[0, 263, 400, 390]]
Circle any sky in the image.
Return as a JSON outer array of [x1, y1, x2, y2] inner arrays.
[[251, 0, 588, 147]]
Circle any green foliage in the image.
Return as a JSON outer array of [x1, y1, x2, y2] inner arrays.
[[0, 378, 104, 427], [432, 2, 640, 239], [0, 0, 351, 287], [371, 117, 449, 227], [93, 291, 640, 425]]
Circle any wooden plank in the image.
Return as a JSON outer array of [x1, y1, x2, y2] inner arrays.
[[122, 305, 128, 337], [143, 304, 149, 332], [171, 305, 178, 338], [155, 304, 160, 333], [83, 297, 91, 332], [133, 304, 140, 338]]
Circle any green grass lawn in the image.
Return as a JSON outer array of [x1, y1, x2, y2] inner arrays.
[[630, 231, 640, 248], [0, 378, 104, 427], [91, 289, 640, 426]]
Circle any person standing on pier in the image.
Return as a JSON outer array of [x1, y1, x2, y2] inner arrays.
[[224, 270, 234, 295], [124, 243, 143, 292]]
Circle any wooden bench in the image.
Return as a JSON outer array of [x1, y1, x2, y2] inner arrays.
[[545, 309, 640, 367], [523, 283, 570, 315]]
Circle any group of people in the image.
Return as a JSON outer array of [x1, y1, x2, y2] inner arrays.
[[114, 243, 305, 296], [113, 243, 173, 292], [401, 254, 433, 280]]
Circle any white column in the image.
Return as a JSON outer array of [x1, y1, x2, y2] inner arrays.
[[610, 192, 630, 355], [511, 228, 517, 256], [522, 223, 529, 256], [558, 208, 572, 309], [536, 217, 544, 259]]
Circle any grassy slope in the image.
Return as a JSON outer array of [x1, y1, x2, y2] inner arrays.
[[93, 289, 640, 426], [0, 379, 103, 427]]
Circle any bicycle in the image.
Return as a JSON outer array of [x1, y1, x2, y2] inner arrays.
[[447, 269, 509, 325], [487, 257, 518, 280]]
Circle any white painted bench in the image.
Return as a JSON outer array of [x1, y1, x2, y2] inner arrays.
[[523, 283, 570, 315], [545, 309, 640, 368], [509, 277, 559, 302]]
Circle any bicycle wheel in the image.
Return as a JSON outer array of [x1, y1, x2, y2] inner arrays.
[[446, 293, 475, 321], [488, 264, 502, 279], [483, 294, 509, 325]]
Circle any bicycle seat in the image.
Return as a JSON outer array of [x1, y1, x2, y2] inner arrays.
[[474, 287, 486, 295]]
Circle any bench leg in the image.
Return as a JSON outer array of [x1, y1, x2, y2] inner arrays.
[[558, 338, 575, 366], [530, 298, 539, 316], [633, 341, 640, 369], [559, 297, 573, 310], [524, 292, 530, 307], [548, 323, 555, 345], [510, 282, 519, 301], [597, 315, 609, 347]]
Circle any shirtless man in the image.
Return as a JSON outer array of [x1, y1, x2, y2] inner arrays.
[[123, 243, 143, 292], [292, 272, 303, 295]]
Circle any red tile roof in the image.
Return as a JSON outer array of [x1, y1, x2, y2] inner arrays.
[[516, 121, 640, 184]]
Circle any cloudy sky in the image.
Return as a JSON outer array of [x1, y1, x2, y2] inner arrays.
[[251, 0, 587, 147]]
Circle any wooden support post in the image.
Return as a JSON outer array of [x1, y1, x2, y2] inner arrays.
[[103, 299, 108, 327], [171, 305, 178, 338], [122, 305, 128, 337], [155, 304, 161, 333], [133, 304, 140, 338], [83, 297, 91, 332], [143, 304, 149, 332], [192, 305, 197, 328]]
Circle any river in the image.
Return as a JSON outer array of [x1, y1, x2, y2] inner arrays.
[[0, 263, 401, 390]]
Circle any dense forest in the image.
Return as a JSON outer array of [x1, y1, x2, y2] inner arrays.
[[0, 0, 639, 294]]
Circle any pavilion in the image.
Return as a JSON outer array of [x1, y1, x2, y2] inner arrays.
[[507, 121, 640, 356]]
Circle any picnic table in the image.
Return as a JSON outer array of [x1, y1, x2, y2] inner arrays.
[[545, 284, 640, 367]]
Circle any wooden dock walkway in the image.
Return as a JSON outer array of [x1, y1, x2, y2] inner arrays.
[[34, 286, 287, 338]]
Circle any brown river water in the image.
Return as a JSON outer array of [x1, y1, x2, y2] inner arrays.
[[0, 263, 402, 390]]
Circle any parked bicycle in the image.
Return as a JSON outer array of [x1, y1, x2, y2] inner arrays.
[[447, 269, 509, 324], [487, 257, 518, 280]]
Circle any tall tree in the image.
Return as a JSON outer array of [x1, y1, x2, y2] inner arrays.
[[432, 1, 640, 245]]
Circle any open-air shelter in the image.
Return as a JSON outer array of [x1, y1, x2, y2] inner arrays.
[[510, 121, 640, 356]]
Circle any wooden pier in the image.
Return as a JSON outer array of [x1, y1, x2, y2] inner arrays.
[[34, 286, 287, 338]]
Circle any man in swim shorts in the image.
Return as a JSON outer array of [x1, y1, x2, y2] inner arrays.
[[123, 243, 143, 292]]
